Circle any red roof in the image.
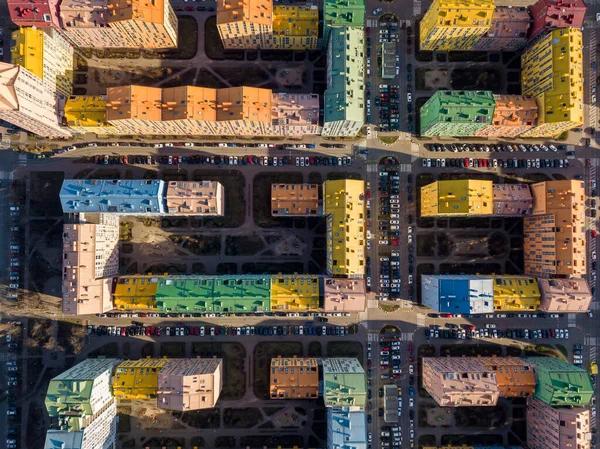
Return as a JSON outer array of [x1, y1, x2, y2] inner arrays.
[[8, 0, 61, 28], [529, 0, 587, 39]]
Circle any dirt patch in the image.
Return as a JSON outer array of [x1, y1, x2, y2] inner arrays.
[[181, 408, 220, 429], [225, 236, 265, 256], [223, 408, 264, 428], [326, 341, 363, 359]]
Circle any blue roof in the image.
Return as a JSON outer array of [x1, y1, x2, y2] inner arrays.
[[60, 180, 166, 214], [327, 409, 367, 449], [422, 275, 494, 314]]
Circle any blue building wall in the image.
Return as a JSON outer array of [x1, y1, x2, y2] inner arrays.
[[421, 275, 494, 314]]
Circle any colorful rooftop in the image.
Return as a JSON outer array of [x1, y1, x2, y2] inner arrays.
[[323, 0, 365, 28], [270, 275, 320, 312], [528, 357, 594, 407], [322, 358, 367, 409], [113, 358, 169, 399], [60, 179, 166, 214]]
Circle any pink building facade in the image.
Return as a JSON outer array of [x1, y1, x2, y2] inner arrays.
[[322, 278, 366, 312], [493, 183, 533, 216], [538, 278, 592, 313], [527, 396, 591, 449], [157, 358, 223, 411], [528, 0, 587, 40]]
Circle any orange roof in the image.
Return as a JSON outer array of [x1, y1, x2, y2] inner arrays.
[[106, 85, 162, 122], [161, 86, 218, 122], [108, 0, 166, 23], [492, 95, 538, 127], [216, 86, 271, 123], [217, 0, 272, 26]]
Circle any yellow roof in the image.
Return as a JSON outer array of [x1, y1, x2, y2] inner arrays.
[[270, 275, 320, 311], [113, 276, 159, 310], [323, 179, 365, 277], [113, 358, 168, 399], [11, 27, 44, 80], [493, 276, 541, 311], [421, 180, 493, 216], [273, 4, 318, 37], [64, 96, 110, 128]]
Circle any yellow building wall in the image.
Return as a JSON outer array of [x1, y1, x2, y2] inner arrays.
[[493, 276, 541, 311], [113, 276, 158, 310], [520, 28, 583, 137], [11, 27, 44, 80], [420, 180, 493, 216], [113, 359, 168, 399], [323, 179, 365, 278], [64, 95, 116, 135], [420, 0, 494, 51], [270, 275, 320, 311]]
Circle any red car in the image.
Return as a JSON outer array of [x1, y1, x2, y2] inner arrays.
[[592, 230, 597, 238], [440, 313, 451, 318], [185, 6, 194, 10]]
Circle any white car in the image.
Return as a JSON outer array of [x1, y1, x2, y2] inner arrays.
[[409, 398, 414, 407], [486, 323, 496, 329], [200, 326, 205, 336], [373, 7, 383, 14], [210, 327, 215, 336], [409, 365, 414, 375], [407, 93, 412, 103]]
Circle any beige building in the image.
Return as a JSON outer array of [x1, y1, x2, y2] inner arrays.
[[322, 278, 366, 312], [422, 357, 499, 406], [217, 0, 272, 48], [271, 92, 321, 136], [165, 181, 224, 216], [62, 215, 119, 315], [60, 0, 178, 49], [538, 278, 592, 313], [492, 183, 533, 216], [527, 396, 591, 449], [270, 357, 319, 399], [471, 6, 530, 51], [0, 62, 71, 138], [271, 184, 320, 216], [479, 357, 536, 398], [157, 358, 223, 411], [524, 180, 586, 277]]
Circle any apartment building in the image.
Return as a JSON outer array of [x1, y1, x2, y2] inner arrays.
[[113, 276, 159, 310], [271, 3, 318, 49], [472, 6, 530, 51], [492, 183, 533, 216], [323, 179, 366, 278], [0, 62, 71, 138], [60, 179, 166, 214], [271, 183, 320, 216], [528, 0, 586, 40], [106, 84, 163, 135], [493, 276, 540, 311], [538, 278, 592, 313], [322, 27, 365, 137], [113, 358, 169, 399], [58, 0, 177, 49], [44, 359, 121, 449], [155, 275, 271, 314], [520, 28, 584, 137], [11, 27, 73, 97], [216, 0, 272, 48], [421, 275, 494, 314], [271, 93, 321, 136], [422, 357, 500, 406], [157, 358, 223, 411], [479, 357, 536, 397], [322, 0, 365, 46], [270, 357, 319, 399], [474, 95, 538, 137], [62, 215, 119, 315], [63, 95, 115, 135], [420, 90, 495, 136], [322, 358, 367, 410], [420, 180, 494, 216], [527, 397, 591, 449], [322, 278, 366, 312], [327, 409, 367, 449], [270, 275, 320, 312], [419, 0, 494, 51], [528, 357, 594, 406], [165, 181, 224, 216], [524, 180, 586, 277]]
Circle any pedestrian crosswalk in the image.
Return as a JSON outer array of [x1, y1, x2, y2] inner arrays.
[[568, 314, 578, 328], [401, 332, 413, 341], [367, 164, 378, 173]]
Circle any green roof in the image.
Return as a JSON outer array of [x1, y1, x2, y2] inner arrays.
[[324, 27, 365, 125], [45, 359, 121, 431], [324, 0, 365, 28], [322, 358, 367, 409], [528, 357, 594, 407], [155, 275, 271, 313], [420, 90, 496, 137]]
